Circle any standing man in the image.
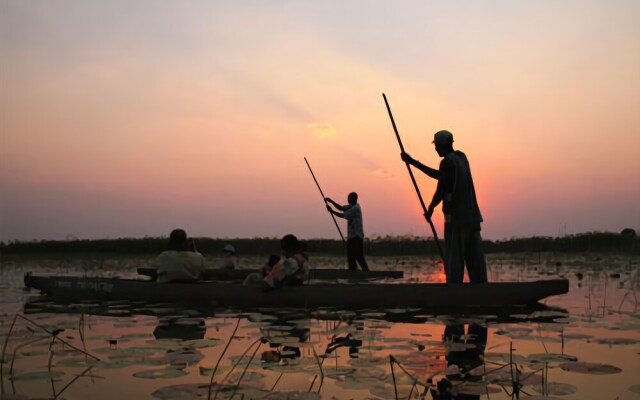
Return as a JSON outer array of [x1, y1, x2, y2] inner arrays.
[[401, 130, 487, 283], [325, 192, 370, 271]]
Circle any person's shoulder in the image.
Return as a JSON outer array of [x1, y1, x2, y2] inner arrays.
[[156, 250, 177, 260], [453, 150, 468, 159], [188, 251, 205, 260], [166, 250, 205, 261]]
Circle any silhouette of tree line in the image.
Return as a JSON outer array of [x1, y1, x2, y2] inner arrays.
[[1, 229, 637, 257]]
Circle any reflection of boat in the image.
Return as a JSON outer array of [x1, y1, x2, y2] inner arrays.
[[137, 267, 403, 280], [24, 273, 568, 310]]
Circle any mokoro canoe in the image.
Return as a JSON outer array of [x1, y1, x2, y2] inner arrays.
[[137, 267, 403, 280], [24, 273, 568, 310]]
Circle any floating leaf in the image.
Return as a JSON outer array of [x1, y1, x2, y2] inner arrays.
[[532, 382, 578, 395], [167, 349, 203, 366], [361, 312, 387, 318], [495, 327, 533, 338], [369, 383, 416, 399], [260, 391, 321, 400], [558, 361, 622, 374], [11, 370, 65, 381], [198, 365, 226, 377], [629, 384, 640, 394], [133, 367, 188, 379], [323, 367, 356, 378], [181, 338, 223, 348], [562, 332, 593, 340], [595, 337, 638, 345], [527, 353, 578, 363], [118, 333, 154, 340], [455, 382, 502, 395], [56, 357, 99, 368]]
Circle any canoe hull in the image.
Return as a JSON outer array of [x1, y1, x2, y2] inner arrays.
[[24, 274, 568, 310], [137, 267, 404, 281]]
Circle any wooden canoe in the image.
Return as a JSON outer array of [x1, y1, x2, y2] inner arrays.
[[137, 267, 403, 281], [24, 273, 568, 310]]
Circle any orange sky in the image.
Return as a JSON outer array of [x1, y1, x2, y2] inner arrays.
[[1, 1, 639, 242]]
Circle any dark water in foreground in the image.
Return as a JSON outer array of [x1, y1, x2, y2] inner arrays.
[[1, 255, 639, 399]]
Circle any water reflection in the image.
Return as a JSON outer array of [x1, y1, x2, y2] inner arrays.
[[153, 317, 206, 341], [431, 323, 487, 399], [1, 255, 639, 399], [258, 311, 310, 362]]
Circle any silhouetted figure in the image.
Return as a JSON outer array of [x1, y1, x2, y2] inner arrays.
[[153, 228, 206, 283], [325, 192, 370, 271], [401, 131, 487, 283]]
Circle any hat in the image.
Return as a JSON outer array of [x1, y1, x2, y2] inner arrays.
[[280, 234, 303, 252], [223, 244, 235, 254], [432, 130, 454, 145]]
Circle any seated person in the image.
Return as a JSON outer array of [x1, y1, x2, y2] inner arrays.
[[263, 234, 309, 290], [261, 254, 281, 276], [219, 244, 238, 270], [242, 254, 278, 286], [153, 229, 206, 283]]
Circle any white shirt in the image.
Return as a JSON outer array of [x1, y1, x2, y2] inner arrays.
[[153, 250, 206, 283]]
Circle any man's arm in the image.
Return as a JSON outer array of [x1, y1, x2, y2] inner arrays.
[[325, 197, 345, 211], [426, 189, 444, 220], [426, 158, 454, 219], [326, 205, 345, 219], [401, 152, 439, 179]]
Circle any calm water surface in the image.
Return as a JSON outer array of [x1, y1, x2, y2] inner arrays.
[[1, 254, 639, 399]]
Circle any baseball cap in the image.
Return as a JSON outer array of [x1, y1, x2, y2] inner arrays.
[[432, 130, 454, 145]]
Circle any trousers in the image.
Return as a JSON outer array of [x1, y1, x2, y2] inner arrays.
[[347, 237, 369, 271], [443, 223, 487, 283]]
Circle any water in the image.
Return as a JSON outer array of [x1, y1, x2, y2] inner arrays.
[[1, 254, 639, 399]]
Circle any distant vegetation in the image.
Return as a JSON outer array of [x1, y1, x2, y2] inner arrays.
[[1, 229, 638, 257]]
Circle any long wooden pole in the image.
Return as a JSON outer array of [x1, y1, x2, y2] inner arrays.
[[382, 93, 445, 260], [304, 157, 346, 242]]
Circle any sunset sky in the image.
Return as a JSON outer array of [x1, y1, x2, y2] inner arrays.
[[1, 1, 639, 242]]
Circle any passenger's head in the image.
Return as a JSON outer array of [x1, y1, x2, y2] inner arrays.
[[432, 130, 454, 156], [168, 229, 189, 251], [347, 192, 358, 205], [223, 244, 236, 256], [280, 234, 305, 257]]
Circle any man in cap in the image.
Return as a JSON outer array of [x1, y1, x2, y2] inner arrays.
[[401, 130, 487, 283], [325, 192, 370, 271], [219, 244, 238, 270]]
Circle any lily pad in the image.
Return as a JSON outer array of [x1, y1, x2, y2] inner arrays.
[[261, 391, 321, 400], [455, 382, 502, 395], [532, 382, 578, 395], [558, 361, 622, 374], [595, 337, 638, 345], [198, 365, 226, 377], [181, 338, 223, 348], [133, 367, 188, 379], [11, 370, 65, 381], [526, 353, 578, 363]]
